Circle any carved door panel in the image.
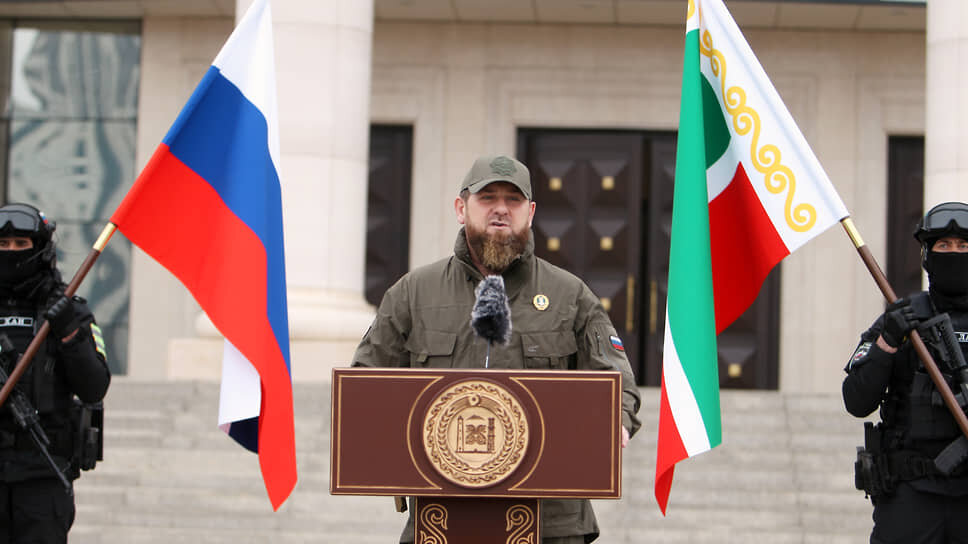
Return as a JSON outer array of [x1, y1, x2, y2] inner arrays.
[[519, 131, 643, 378], [643, 135, 674, 386], [519, 129, 779, 389]]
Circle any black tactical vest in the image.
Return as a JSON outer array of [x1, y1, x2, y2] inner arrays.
[[0, 290, 75, 473], [882, 293, 968, 456]]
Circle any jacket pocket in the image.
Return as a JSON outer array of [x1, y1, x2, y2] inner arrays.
[[405, 329, 457, 368], [520, 331, 577, 370]]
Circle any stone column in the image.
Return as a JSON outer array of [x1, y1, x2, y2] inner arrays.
[[171, 0, 376, 381], [925, 0, 968, 207]]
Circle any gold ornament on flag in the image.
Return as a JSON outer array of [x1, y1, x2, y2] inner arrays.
[[699, 29, 817, 233]]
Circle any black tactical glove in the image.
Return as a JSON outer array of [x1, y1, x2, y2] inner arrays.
[[44, 295, 81, 340], [881, 297, 921, 349]]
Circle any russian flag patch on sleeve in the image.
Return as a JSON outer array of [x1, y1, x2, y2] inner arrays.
[[609, 335, 624, 351]]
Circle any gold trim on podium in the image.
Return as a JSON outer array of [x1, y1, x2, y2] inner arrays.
[[333, 373, 443, 492], [505, 504, 536, 544], [407, 376, 448, 490], [506, 376, 619, 495], [415, 498, 539, 543], [418, 503, 448, 544]]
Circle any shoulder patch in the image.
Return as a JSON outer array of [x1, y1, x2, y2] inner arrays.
[[90, 323, 107, 360], [848, 341, 872, 370], [609, 335, 624, 352]]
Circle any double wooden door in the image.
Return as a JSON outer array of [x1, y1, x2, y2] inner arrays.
[[518, 129, 779, 389]]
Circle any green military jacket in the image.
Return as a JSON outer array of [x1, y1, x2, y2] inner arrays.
[[353, 229, 642, 542]]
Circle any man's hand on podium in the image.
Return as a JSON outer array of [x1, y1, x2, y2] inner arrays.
[[621, 426, 629, 448]]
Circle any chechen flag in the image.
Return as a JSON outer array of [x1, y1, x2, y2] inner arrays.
[[109, 0, 297, 510], [655, 0, 848, 514]]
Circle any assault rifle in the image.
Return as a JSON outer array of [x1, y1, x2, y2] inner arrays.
[[0, 334, 72, 494], [918, 313, 968, 475]]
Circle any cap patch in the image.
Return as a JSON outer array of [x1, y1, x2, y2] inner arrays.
[[490, 156, 517, 177], [609, 335, 624, 352]]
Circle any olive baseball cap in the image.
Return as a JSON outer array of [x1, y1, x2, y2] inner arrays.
[[459, 155, 532, 200]]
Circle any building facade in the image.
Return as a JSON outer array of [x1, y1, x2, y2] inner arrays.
[[0, 0, 953, 397]]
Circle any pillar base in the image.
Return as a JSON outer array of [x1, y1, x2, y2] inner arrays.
[[168, 288, 376, 381], [167, 337, 365, 382]]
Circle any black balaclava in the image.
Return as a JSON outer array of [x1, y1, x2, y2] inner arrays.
[[0, 245, 45, 286], [915, 203, 968, 306], [926, 250, 968, 297]]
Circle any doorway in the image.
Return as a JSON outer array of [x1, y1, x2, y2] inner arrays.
[[518, 128, 780, 389]]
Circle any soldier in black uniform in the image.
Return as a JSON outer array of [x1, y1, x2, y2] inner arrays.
[[0, 203, 110, 543], [844, 201, 968, 544]]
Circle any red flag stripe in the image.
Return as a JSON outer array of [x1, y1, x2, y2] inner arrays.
[[709, 162, 790, 334], [655, 371, 689, 515], [112, 145, 296, 509]]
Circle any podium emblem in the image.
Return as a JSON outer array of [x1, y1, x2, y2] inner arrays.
[[423, 379, 529, 488]]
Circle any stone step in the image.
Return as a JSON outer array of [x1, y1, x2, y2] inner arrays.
[[68, 380, 875, 543]]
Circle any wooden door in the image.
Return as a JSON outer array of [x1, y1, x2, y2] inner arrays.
[[887, 135, 925, 299], [519, 128, 779, 389], [366, 125, 412, 306], [520, 131, 643, 377]]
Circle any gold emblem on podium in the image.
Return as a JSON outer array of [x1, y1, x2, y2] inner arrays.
[[423, 380, 529, 488]]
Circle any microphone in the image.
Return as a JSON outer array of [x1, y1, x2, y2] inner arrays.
[[471, 275, 511, 367]]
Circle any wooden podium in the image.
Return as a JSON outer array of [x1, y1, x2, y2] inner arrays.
[[330, 367, 623, 543]]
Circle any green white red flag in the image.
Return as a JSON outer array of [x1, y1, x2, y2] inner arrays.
[[655, 0, 848, 514]]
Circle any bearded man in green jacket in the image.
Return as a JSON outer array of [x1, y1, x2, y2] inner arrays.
[[352, 154, 642, 544]]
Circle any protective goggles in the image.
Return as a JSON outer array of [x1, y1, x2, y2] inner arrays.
[[0, 204, 45, 235], [918, 202, 968, 241]]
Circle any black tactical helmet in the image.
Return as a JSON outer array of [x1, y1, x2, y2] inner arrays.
[[914, 202, 968, 268], [915, 202, 968, 244], [0, 203, 56, 267]]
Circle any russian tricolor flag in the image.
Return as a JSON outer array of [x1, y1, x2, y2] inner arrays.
[[110, 0, 296, 510]]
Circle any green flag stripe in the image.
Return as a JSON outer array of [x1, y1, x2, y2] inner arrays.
[[667, 27, 722, 445], [701, 74, 730, 169]]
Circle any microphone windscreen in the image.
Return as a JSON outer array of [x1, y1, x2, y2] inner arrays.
[[471, 275, 512, 345]]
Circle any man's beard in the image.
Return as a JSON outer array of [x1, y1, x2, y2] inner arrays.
[[466, 223, 528, 274]]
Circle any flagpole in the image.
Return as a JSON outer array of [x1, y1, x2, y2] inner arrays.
[[840, 217, 968, 440], [0, 222, 117, 409]]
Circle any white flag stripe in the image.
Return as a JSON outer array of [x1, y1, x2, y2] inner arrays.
[[705, 146, 740, 203], [212, 0, 276, 434], [685, 1, 698, 33], [662, 309, 714, 456], [699, 0, 848, 252], [218, 339, 262, 426], [213, 0, 281, 177]]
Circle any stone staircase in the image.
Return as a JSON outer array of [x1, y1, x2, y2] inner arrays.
[[67, 379, 875, 543]]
